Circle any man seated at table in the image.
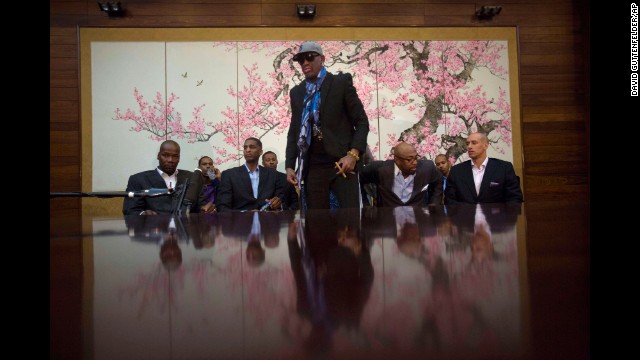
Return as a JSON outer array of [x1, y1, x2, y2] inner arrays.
[[444, 132, 523, 204], [216, 137, 284, 212], [122, 140, 194, 215], [262, 151, 300, 210], [360, 141, 443, 207], [186, 155, 221, 213]]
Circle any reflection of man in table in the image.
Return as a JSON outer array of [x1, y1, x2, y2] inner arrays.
[[160, 229, 182, 271], [188, 213, 219, 249], [125, 214, 186, 271], [287, 209, 373, 357], [246, 212, 266, 267]]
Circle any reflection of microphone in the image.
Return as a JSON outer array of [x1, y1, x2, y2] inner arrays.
[[127, 188, 174, 197]]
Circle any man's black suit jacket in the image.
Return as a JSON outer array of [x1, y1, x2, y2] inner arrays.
[[122, 169, 194, 215], [359, 159, 444, 207], [444, 158, 523, 204], [285, 72, 369, 178], [215, 165, 284, 212], [277, 171, 300, 210]]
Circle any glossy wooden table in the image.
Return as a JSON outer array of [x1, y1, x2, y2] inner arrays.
[[51, 203, 588, 359]]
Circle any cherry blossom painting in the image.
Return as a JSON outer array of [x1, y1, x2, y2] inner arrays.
[[87, 31, 518, 192]]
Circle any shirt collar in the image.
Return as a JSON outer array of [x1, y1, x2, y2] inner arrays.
[[156, 167, 178, 177], [472, 156, 489, 170], [394, 163, 402, 177], [244, 163, 260, 173], [394, 162, 414, 178]]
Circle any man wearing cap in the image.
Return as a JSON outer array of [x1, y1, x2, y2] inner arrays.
[[285, 41, 370, 209]]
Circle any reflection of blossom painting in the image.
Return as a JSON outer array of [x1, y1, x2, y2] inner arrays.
[[111, 40, 511, 167]]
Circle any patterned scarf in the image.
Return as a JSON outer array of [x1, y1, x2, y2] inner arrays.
[[296, 67, 327, 185]]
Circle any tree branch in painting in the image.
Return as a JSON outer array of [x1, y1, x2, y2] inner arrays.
[[113, 39, 511, 166]]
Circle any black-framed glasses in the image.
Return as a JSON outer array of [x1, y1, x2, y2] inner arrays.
[[395, 154, 420, 163], [296, 52, 320, 65]]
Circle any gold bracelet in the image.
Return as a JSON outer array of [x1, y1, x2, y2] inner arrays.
[[347, 150, 360, 161]]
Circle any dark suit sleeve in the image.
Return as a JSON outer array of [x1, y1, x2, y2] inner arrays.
[[425, 161, 444, 205], [281, 184, 299, 210], [272, 170, 284, 209], [215, 170, 234, 212], [342, 73, 369, 154], [444, 168, 460, 205], [286, 87, 302, 170], [185, 170, 204, 212], [359, 160, 382, 185], [503, 162, 524, 203], [123, 174, 146, 215]]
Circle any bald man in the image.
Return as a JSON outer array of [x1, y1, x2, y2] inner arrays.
[[445, 132, 523, 204], [359, 142, 443, 207], [123, 140, 194, 215]]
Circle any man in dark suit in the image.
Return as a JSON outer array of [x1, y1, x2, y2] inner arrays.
[[360, 142, 443, 207], [445, 132, 523, 204], [216, 137, 284, 212], [262, 151, 300, 210], [122, 140, 194, 215], [285, 41, 369, 209], [434, 153, 452, 204]]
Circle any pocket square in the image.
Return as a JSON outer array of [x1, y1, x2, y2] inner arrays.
[[420, 184, 429, 192], [489, 181, 500, 187]]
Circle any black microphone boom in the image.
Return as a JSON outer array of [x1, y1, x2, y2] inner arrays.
[[50, 188, 174, 198]]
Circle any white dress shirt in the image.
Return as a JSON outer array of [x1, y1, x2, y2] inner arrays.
[[392, 163, 415, 203], [244, 163, 260, 199], [157, 167, 178, 189], [471, 157, 488, 195]]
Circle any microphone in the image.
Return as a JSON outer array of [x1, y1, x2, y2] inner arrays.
[[127, 188, 174, 198]]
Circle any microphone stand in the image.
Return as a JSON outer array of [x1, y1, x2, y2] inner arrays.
[[172, 178, 191, 216], [49, 191, 174, 198]]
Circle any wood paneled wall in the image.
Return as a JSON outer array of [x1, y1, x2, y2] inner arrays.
[[50, 1, 589, 358]]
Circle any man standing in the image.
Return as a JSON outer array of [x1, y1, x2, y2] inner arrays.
[[123, 140, 193, 215], [216, 137, 283, 212], [285, 41, 370, 209], [360, 142, 443, 207], [445, 132, 523, 204]]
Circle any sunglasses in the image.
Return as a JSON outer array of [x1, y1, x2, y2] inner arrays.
[[395, 154, 420, 163], [296, 52, 321, 65]]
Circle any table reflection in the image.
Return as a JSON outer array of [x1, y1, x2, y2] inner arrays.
[[85, 204, 525, 359]]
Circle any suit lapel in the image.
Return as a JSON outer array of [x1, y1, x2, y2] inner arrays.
[[319, 73, 333, 116], [148, 170, 169, 189], [237, 166, 254, 199], [412, 161, 426, 197], [462, 161, 478, 200], [257, 166, 267, 200], [382, 161, 402, 202], [177, 171, 191, 187], [478, 158, 496, 199]]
